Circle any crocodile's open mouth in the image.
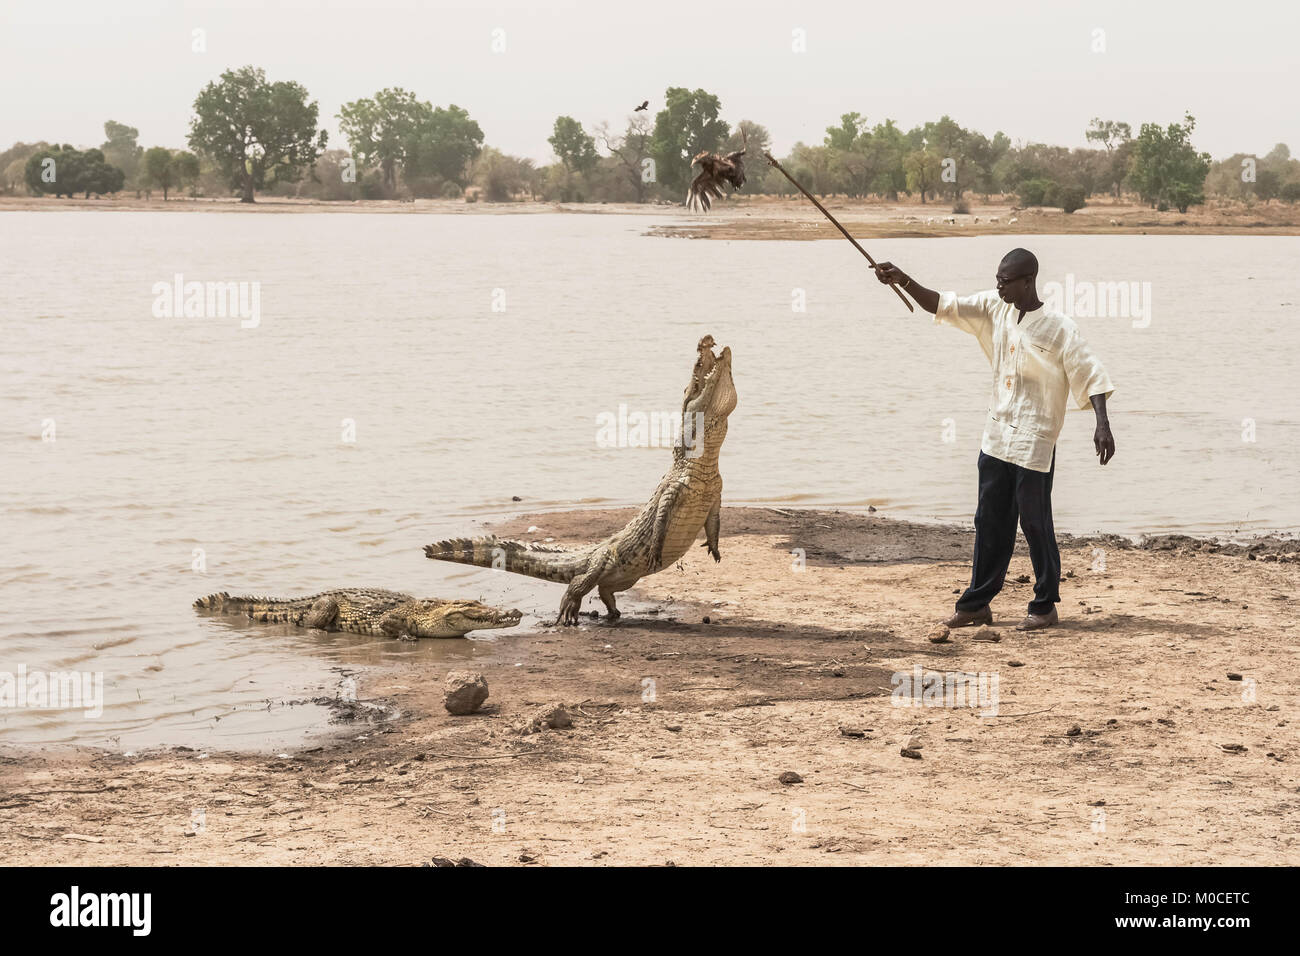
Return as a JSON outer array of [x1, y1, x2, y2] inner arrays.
[[693, 344, 736, 418], [463, 607, 523, 629]]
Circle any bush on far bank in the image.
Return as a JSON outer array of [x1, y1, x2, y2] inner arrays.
[[1018, 178, 1086, 213]]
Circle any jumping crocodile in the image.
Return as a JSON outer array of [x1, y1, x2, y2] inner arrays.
[[194, 589, 523, 638], [425, 336, 736, 625]]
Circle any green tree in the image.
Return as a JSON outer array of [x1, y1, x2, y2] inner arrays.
[[1085, 118, 1132, 151], [404, 104, 485, 191], [143, 147, 201, 199], [1085, 118, 1132, 196], [188, 65, 328, 203], [101, 121, 142, 190], [922, 115, 969, 199], [825, 112, 866, 152], [869, 120, 909, 198], [904, 148, 941, 203], [1128, 113, 1211, 212], [548, 116, 598, 173], [79, 149, 124, 197], [25, 146, 70, 197], [649, 87, 729, 195], [337, 88, 429, 191], [1, 141, 49, 194], [473, 147, 533, 201], [791, 143, 835, 195], [824, 113, 881, 197], [24, 145, 124, 198], [964, 130, 1011, 198]]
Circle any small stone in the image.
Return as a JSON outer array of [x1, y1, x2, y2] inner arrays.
[[927, 623, 952, 644], [868, 505, 877, 513], [1015, 574, 1030, 583], [1227, 673, 1243, 681], [1065, 570, 1075, 578], [1221, 743, 1247, 753], [665, 725, 682, 732], [971, 626, 1002, 643], [1065, 725, 1082, 737], [900, 748, 923, 759], [839, 727, 866, 738], [1008, 660, 1024, 667], [702, 616, 711, 624], [443, 671, 489, 716], [519, 703, 572, 734], [778, 771, 803, 784]]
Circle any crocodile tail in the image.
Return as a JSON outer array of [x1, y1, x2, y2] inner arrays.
[[423, 535, 585, 584], [194, 591, 311, 623]]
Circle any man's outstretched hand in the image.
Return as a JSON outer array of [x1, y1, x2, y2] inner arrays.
[[874, 262, 908, 287], [873, 262, 939, 314], [1094, 420, 1115, 465]]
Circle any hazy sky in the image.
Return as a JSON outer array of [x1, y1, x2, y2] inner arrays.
[[3, 0, 1297, 163]]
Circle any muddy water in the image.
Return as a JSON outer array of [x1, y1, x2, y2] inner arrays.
[[2, 211, 1296, 748]]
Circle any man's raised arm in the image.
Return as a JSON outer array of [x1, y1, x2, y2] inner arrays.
[[874, 262, 939, 314]]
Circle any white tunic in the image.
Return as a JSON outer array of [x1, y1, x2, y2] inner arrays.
[[936, 289, 1115, 473]]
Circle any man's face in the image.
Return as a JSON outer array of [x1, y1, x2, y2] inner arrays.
[[995, 261, 1034, 303]]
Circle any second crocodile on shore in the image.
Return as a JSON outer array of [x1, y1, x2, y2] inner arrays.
[[195, 589, 522, 639]]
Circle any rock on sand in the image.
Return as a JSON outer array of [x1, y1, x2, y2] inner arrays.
[[443, 671, 489, 715]]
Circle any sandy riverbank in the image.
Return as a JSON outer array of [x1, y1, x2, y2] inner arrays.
[[4, 194, 1299, 238], [3, 507, 1296, 865]]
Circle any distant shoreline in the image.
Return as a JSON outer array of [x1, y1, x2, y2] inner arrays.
[[4, 194, 1300, 239]]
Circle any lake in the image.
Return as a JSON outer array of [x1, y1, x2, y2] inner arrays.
[[2, 210, 1297, 748]]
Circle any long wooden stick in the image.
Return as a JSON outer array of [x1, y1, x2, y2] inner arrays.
[[763, 152, 913, 312]]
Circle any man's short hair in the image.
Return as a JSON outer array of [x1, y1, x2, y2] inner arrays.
[[1001, 247, 1039, 278]]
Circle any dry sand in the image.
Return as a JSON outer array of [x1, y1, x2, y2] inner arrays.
[[2, 507, 1296, 866]]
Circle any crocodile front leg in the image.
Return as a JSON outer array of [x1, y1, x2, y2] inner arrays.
[[558, 548, 610, 625], [701, 495, 721, 562], [649, 478, 685, 568]]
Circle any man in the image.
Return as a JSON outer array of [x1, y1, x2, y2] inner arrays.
[[874, 249, 1115, 631]]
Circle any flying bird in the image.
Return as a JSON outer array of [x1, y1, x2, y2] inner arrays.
[[634, 100, 649, 111], [685, 132, 748, 213]]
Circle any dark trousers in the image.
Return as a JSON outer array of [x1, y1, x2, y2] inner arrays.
[[955, 449, 1060, 616]]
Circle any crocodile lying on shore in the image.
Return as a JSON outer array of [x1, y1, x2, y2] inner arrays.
[[425, 336, 737, 625], [194, 589, 523, 638]]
